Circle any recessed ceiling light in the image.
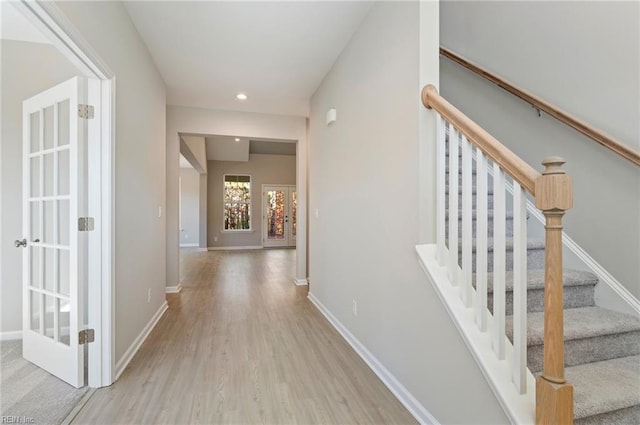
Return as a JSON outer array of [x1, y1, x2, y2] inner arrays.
[[234, 138, 240, 142], [236, 93, 247, 100]]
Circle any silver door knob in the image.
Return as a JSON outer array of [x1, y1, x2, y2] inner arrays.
[[15, 239, 27, 248]]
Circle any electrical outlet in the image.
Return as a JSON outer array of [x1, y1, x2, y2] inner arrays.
[[214, 236, 218, 242], [147, 289, 151, 303], [352, 300, 357, 317], [158, 206, 162, 218]]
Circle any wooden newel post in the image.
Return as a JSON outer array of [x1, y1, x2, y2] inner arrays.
[[534, 157, 574, 425]]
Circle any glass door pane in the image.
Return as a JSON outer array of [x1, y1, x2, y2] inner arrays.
[[267, 189, 286, 240], [290, 190, 297, 240]]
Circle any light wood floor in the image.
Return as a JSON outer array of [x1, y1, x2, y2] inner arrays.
[[73, 249, 416, 424]]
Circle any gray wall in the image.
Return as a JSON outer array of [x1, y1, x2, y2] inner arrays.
[[55, 1, 167, 363], [441, 1, 640, 297], [207, 154, 296, 248], [0, 40, 79, 334], [179, 167, 200, 246], [309, 2, 508, 424]]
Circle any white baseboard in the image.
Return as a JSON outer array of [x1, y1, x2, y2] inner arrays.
[[0, 330, 23, 341], [308, 293, 440, 425], [180, 243, 199, 248], [115, 301, 168, 380], [207, 245, 263, 251], [166, 284, 182, 294], [294, 278, 308, 286]]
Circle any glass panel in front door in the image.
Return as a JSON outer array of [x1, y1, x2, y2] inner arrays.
[[267, 190, 286, 240], [291, 190, 297, 239]]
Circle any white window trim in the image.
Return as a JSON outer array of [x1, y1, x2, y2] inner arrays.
[[222, 173, 253, 232]]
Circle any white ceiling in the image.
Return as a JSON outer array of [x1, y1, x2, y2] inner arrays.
[[123, 1, 373, 117], [0, 2, 51, 44], [206, 135, 250, 162]]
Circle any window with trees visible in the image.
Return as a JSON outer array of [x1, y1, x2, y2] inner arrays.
[[223, 175, 251, 230]]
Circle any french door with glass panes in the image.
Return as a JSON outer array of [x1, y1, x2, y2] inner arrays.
[[21, 77, 87, 388], [263, 185, 296, 248]]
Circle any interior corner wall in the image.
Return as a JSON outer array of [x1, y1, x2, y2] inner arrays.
[[0, 40, 79, 334], [181, 136, 207, 174], [207, 154, 296, 248], [166, 106, 308, 284], [440, 0, 640, 297], [179, 168, 200, 246], [54, 1, 167, 364], [308, 2, 508, 423], [199, 173, 208, 249]]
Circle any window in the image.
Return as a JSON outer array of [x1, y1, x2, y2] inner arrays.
[[223, 175, 251, 230]]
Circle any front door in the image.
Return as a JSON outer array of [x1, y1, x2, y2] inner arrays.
[[21, 77, 87, 388], [263, 185, 296, 248]]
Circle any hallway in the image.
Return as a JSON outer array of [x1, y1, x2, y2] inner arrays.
[[72, 249, 416, 424]]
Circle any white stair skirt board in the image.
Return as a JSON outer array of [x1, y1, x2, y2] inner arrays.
[[416, 244, 536, 425], [207, 245, 263, 251], [0, 331, 23, 341], [180, 243, 199, 248], [294, 278, 308, 286], [115, 301, 168, 381], [497, 167, 640, 317], [166, 284, 182, 294], [308, 293, 440, 425], [527, 203, 640, 316]]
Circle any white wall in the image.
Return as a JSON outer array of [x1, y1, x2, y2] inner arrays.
[[309, 2, 509, 424], [441, 1, 640, 297], [207, 154, 296, 248], [54, 1, 167, 363], [0, 40, 79, 334], [167, 106, 308, 283], [179, 167, 200, 246]]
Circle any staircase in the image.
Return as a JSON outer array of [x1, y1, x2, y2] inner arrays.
[[446, 147, 640, 424]]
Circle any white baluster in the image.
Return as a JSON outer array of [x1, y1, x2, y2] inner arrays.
[[492, 163, 506, 360], [436, 115, 446, 266], [461, 135, 473, 306], [448, 128, 460, 286], [512, 182, 528, 393], [475, 148, 488, 331]]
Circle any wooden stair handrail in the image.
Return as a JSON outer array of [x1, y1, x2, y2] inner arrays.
[[440, 47, 640, 167], [422, 84, 541, 194]]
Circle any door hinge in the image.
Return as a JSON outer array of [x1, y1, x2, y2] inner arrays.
[[78, 217, 95, 231], [79, 329, 95, 344], [78, 104, 95, 119]]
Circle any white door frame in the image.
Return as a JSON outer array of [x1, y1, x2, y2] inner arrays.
[[14, 0, 115, 388]]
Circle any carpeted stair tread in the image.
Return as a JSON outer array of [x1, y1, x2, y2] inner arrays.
[[445, 186, 494, 195], [446, 209, 514, 220], [514, 307, 640, 346], [567, 355, 640, 420], [458, 237, 545, 252], [484, 269, 598, 293]]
